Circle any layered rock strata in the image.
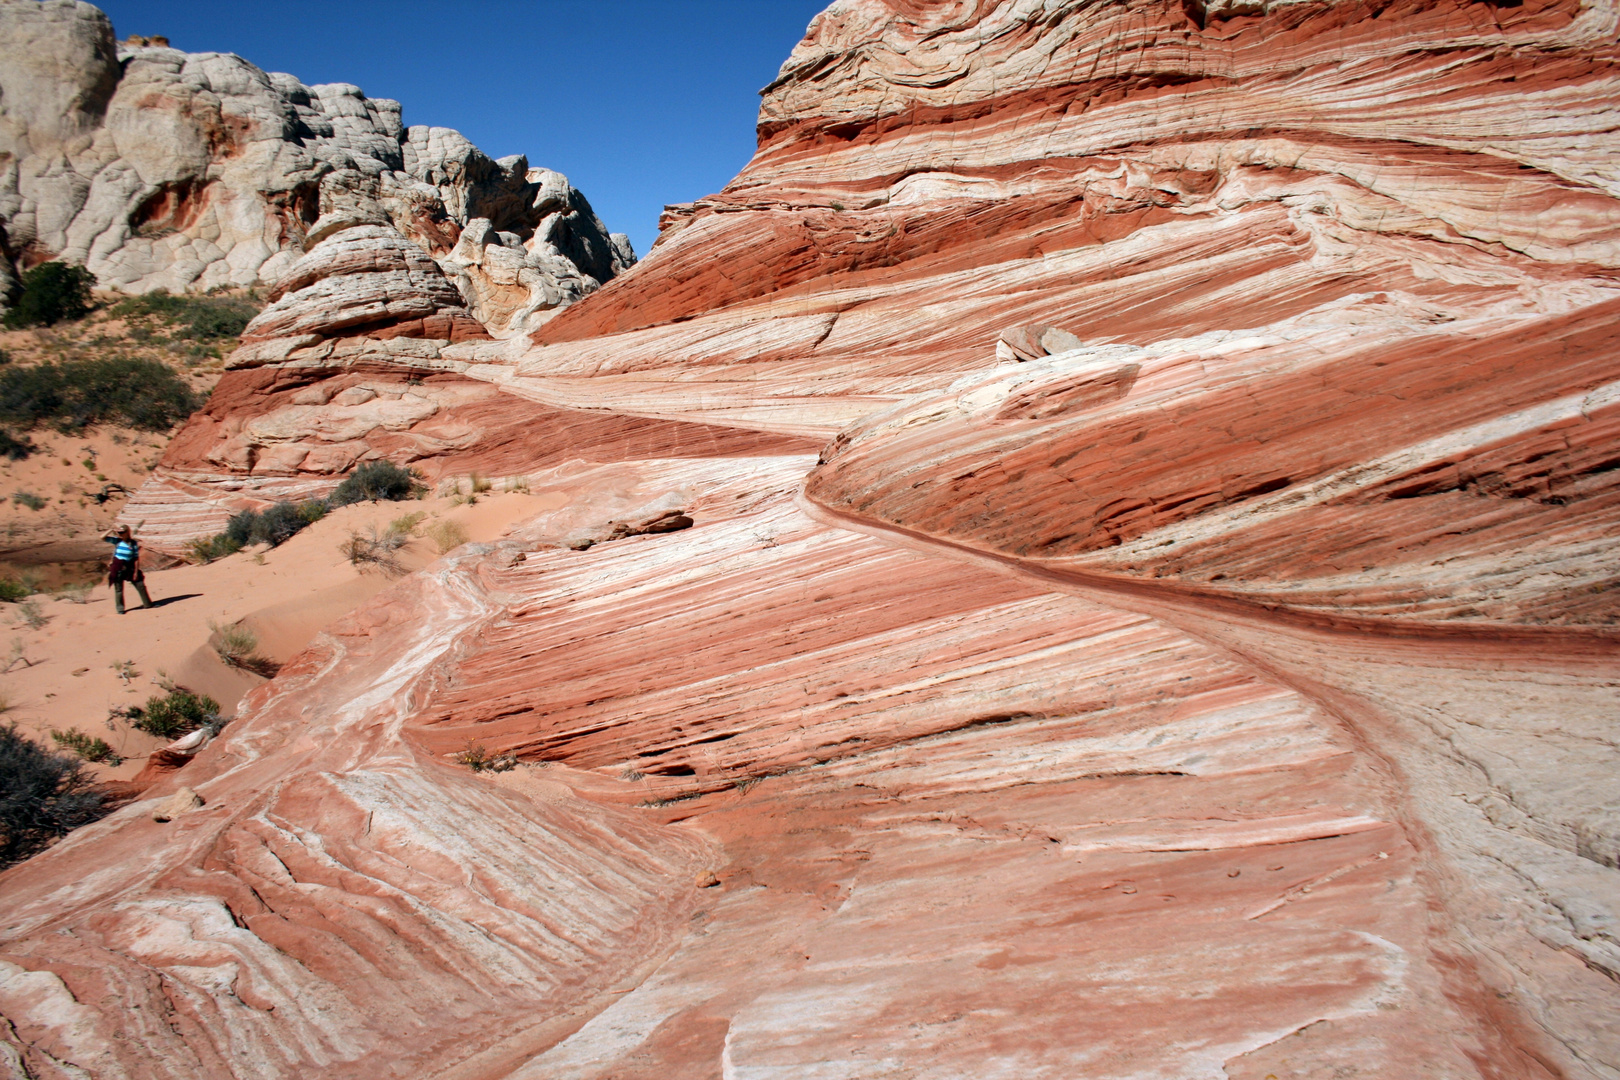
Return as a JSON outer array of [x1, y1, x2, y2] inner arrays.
[[4, 0, 1620, 1077]]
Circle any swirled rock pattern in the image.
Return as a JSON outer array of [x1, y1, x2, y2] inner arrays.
[[5, 0, 1620, 1078]]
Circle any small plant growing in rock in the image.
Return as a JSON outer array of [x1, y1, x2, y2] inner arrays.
[[455, 741, 517, 773], [469, 472, 492, 494], [0, 578, 30, 602], [504, 475, 530, 494], [11, 491, 45, 511], [50, 728, 122, 765]]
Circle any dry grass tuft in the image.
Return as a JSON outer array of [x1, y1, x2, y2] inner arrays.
[[426, 519, 470, 555], [208, 620, 279, 678], [343, 521, 412, 575]]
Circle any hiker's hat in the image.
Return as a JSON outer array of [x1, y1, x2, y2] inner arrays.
[[115, 525, 132, 538]]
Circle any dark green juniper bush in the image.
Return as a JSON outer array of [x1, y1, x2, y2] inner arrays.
[[2, 262, 95, 329], [0, 356, 200, 437], [0, 722, 108, 868]]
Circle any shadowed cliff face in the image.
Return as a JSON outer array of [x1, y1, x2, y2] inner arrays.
[[3, 1, 1619, 1078]]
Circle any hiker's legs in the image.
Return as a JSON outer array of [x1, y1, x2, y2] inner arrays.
[[134, 580, 153, 608], [113, 580, 125, 614]]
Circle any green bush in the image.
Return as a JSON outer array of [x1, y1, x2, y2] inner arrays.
[[0, 579, 29, 602], [0, 357, 200, 433], [50, 728, 122, 765], [247, 501, 311, 546], [185, 533, 242, 564], [2, 262, 95, 329], [128, 688, 219, 740], [208, 499, 326, 558], [187, 464, 413, 564], [109, 290, 258, 341], [0, 722, 107, 868], [329, 460, 417, 506], [221, 508, 257, 549]]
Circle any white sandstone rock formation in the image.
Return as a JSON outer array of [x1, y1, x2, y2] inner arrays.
[[0, 0, 632, 333]]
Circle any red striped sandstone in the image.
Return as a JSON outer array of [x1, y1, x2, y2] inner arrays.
[[5, 0, 1619, 1077]]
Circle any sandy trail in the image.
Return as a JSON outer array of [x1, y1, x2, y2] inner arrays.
[[0, 489, 561, 781]]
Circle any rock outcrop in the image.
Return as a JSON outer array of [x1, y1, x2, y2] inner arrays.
[[4, 1, 1619, 1078], [0, 0, 632, 317], [0, 0, 640, 544]]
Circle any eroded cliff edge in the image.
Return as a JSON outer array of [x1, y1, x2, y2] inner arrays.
[[2, 0, 1617, 1078]]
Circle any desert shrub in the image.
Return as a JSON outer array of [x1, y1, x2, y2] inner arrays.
[[186, 532, 242, 564], [342, 521, 411, 575], [0, 429, 33, 460], [221, 507, 257, 549], [199, 498, 326, 560], [329, 460, 416, 506], [128, 687, 220, 740], [11, 491, 45, 511], [389, 511, 425, 535], [0, 578, 28, 602], [455, 741, 517, 773], [209, 620, 277, 678], [0, 723, 108, 868], [426, 519, 469, 554], [3, 262, 95, 329], [12, 600, 45, 629], [50, 728, 122, 765], [246, 501, 310, 546], [0, 357, 200, 432], [110, 290, 258, 341], [469, 472, 492, 494]]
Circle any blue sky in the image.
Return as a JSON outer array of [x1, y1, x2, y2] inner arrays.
[[92, 1, 831, 257]]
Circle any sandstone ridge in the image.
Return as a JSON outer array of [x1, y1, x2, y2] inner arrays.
[[2, 1, 1618, 1078]]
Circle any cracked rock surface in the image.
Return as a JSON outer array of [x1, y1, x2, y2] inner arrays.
[[0, 0, 632, 307]]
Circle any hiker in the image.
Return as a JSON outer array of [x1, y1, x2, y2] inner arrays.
[[104, 525, 153, 614]]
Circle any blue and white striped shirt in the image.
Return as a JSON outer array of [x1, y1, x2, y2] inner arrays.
[[112, 539, 138, 561]]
